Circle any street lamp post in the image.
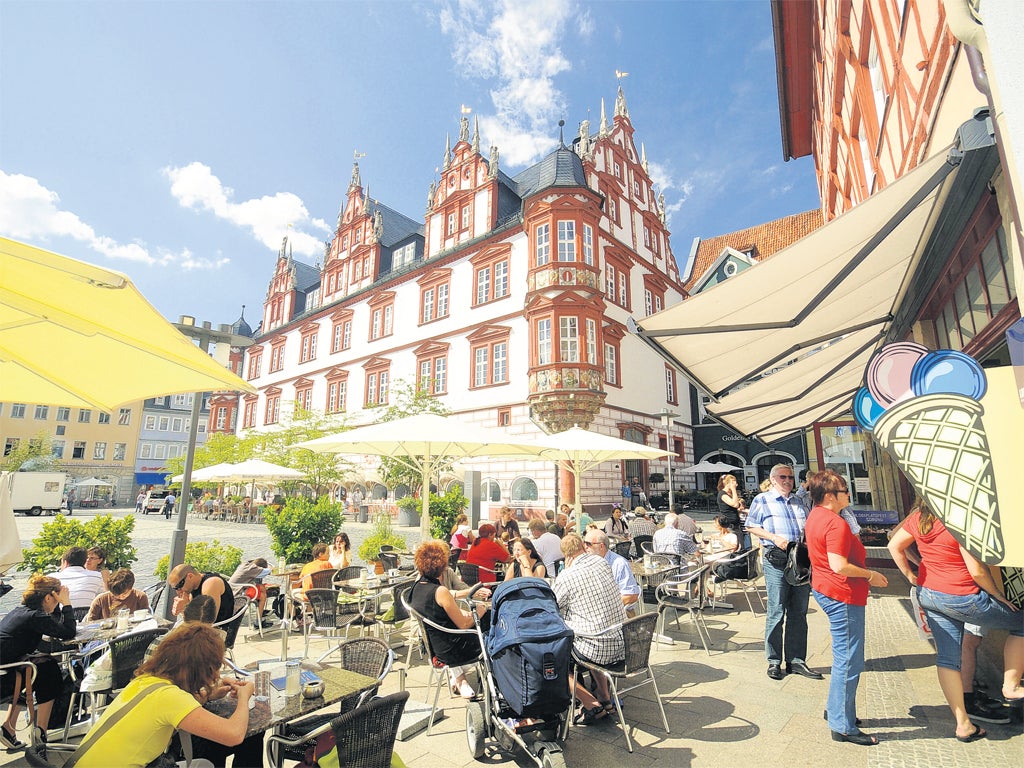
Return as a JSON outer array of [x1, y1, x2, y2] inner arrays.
[[160, 317, 253, 620], [658, 408, 678, 512]]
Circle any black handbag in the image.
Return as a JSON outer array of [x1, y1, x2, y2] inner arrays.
[[784, 539, 811, 586], [764, 545, 788, 569]]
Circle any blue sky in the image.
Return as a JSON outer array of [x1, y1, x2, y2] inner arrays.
[[0, 0, 820, 324]]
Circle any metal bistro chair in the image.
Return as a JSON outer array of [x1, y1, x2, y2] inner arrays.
[[655, 564, 713, 655], [63, 627, 168, 739], [304, 589, 374, 661], [142, 582, 165, 614], [613, 540, 633, 560], [407, 606, 483, 735], [72, 606, 90, 622], [266, 690, 409, 768], [709, 548, 765, 615], [632, 535, 653, 557], [274, 637, 396, 766], [212, 596, 250, 663], [1, 659, 38, 744], [456, 561, 481, 587], [566, 613, 669, 753], [376, 584, 413, 646]]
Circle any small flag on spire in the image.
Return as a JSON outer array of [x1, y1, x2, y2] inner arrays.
[[615, 69, 629, 79], [460, 104, 472, 114], [353, 150, 367, 161]]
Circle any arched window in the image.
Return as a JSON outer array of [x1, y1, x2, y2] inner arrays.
[[371, 483, 388, 500], [446, 480, 464, 497], [394, 484, 410, 500], [510, 477, 538, 502], [482, 479, 501, 503]]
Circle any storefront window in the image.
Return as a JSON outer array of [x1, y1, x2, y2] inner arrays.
[[814, 422, 872, 509]]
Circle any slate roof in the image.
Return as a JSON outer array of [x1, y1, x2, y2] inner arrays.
[[683, 209, 823, 292], [367, 199, 424, 246], [291, 259, 321, 293], [229, 308, 253, 338], [513, 143, 589, 198]]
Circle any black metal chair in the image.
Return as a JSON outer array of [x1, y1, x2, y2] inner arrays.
[[72, 606, 90, 622], [708, 548, 764, 615], [613, 541, 633, 559], [632, 535, 653, 558], [376, 584, 413, 645], [1, 659, 38, 741], [266, 690, 409, 768], [275, 637, 396, 765], [63, 627, 168, 739], [566, 613, 669, 753], [378, 552, 400, 572], [655, 565, 712, 654], [142, 582, 165, 613], [456, 561, 480, 586], [305, 589, 374, 660], [307, 568, 341, 591]]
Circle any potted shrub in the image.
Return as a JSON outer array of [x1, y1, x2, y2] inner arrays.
[[357, 513, 408, 573], [264, 496, 344, 565]]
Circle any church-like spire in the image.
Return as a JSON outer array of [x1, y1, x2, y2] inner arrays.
[[599, 98, 609, 137], [641, 142, 649, 174], [471, 116, 480, 154], [363, 185, 371, 215], [442, 133, 451, 170], [614, 85, 629, 118]]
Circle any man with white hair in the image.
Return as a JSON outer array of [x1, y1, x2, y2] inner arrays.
[[652, 512, 699, 563], [528, 518, 564, 575]]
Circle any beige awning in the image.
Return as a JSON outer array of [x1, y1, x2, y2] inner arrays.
[[632, 139, 988, 440]]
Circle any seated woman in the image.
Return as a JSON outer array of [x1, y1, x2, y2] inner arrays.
[[0, 576, 77, 752], [464, 523, 511, 582], [504, 538, 547, 581], [702, 516, 740, 562], [86, 547, 111, 591], [410, 540, 488, 699], [74, 623, 258, 768], [449, 514, 474, 561], [87, 568, 150, 620], [328, 532, 352, 569]]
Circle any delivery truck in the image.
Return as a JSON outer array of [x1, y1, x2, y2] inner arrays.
[[8, 471, 67, 516]]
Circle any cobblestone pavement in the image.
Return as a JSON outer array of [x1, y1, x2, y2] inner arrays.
[[2, 510, 1021, 767]]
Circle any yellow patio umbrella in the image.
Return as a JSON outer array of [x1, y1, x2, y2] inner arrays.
[[0, 237, 254, 409]]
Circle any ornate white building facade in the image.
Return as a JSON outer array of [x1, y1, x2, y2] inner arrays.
[[241, 89, 694, 519]]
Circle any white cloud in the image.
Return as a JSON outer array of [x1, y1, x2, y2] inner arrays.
[[0, 170, 237, 271], [163, 162, 329, 257], [0, 170, 156, 264], [439, 0, 577, 167]]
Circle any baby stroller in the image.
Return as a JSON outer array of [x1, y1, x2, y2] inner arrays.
[[465, 578, 573, 768]]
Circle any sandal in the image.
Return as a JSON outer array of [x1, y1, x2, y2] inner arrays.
[[1, 724, 25, 750], [573, 705, 607, 726], [955, 724, 987, 743]]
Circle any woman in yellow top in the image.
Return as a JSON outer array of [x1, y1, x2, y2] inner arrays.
[[76, 622, 254, 768]]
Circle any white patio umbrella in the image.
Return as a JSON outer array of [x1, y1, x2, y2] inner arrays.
[[171, 462, 238, 484], [533, 427, 671, 517], [73, 478, 112, 487], [679, 460, 743, 474], [174, 459, 303, 498], [292, 413, 543, 538]]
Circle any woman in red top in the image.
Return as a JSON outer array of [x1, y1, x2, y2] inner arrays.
[[889, 498, 1023, 743], [464, 524, 511, 582], [805, 470, 888, 746]]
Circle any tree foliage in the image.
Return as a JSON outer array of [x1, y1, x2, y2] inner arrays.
[[373, 379, 451, 493], [263, 495, 344, 564], [163, 409, 351, 498], [1, 431, 57, 473], [20, 514, 137, 573], [154, 540, 244, 580]]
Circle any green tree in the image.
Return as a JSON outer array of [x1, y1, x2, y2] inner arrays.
[[153, 540, 243, 580], [20, 514, 137, 573], [1, 431, 57, 472], [263, 495, 344, 564], [373, 379, 451, 494]]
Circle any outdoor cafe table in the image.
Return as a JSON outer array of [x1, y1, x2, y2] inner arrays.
[[271, 565, 303, 661], [205, 665, 379, 763], [335, 573, 418, 626]]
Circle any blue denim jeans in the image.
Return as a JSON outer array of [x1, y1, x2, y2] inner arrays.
[[762, 555, 811, 664], [814, 591, 865, 734], [916, 586, 1024, 670]]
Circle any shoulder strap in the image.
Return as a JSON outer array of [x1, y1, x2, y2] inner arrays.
[[63, 682, 169, 768]]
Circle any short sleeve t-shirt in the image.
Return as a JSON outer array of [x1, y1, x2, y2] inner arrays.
[[805, 506, 868, 606], [903, 511, 977, 595], [75, 675, 200, 768]]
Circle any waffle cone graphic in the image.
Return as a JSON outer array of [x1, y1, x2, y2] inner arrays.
[[874, 394, 1004, 562]]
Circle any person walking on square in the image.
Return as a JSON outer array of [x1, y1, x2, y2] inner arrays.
[[745, 463, 821, 681], [805, 470, 888, 745], [162, 491, 176, 520]]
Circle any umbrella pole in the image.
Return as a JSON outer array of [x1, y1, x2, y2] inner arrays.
[[574, 466, 582, 522], [420, 460, 431, 540]]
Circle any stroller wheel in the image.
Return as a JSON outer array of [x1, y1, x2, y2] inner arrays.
[[539, 745, 566, 768], [465, 700, 488, 759]]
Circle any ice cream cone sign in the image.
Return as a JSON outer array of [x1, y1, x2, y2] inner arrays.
[[853, 343, 1024, 570]]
